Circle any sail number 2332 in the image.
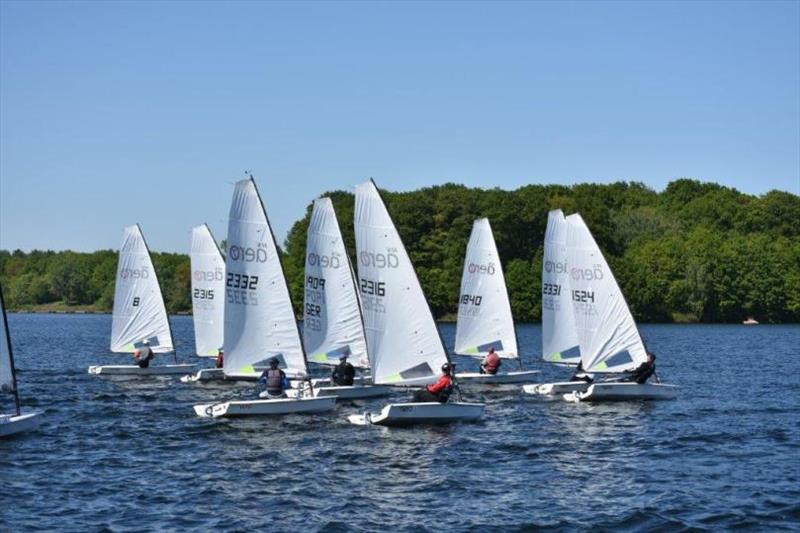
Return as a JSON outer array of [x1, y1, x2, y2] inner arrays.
[[226, 273, 259, 306]]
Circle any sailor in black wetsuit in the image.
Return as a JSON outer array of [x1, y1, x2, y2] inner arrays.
[[570, 361, 594, 383], [331, 354, 355, 386], [626, 352, 656, 384]]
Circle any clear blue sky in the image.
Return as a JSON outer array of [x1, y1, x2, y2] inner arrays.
[[1, 0, 798, 253]]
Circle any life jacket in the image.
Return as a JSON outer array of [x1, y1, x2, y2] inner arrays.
[[484, 353, 501, 374], [265, 368, 284, 392]]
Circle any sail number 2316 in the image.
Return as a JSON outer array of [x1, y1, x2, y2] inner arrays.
[[360, 278, 385, 296]]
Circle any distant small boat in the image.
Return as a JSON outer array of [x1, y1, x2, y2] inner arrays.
[[742, 317, 759, 325], [1, 281, 42, 437]]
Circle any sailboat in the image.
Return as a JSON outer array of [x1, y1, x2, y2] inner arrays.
[[193, 177, 336, 417], [453, 218, 539, 384], [295, 197, 391, 400], [561, 214, 677, 402], [523, 210, 592, 396], [347, 180, 484, 426], [88, 225, 194, 376], [181, 224, 229, 383], [0, 282, 42, 437]]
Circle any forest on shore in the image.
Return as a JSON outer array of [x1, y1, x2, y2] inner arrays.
[[1, 179, 798, 323]]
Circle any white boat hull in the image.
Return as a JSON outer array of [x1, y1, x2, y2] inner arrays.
[[563, 382, 678, 402], [193, 396, 337, 418], [455, 370, 540, 385], [0, 412, 42, 437], [311, 375, 371, 387], [522, 381, 592, 395], [348, 402, 485, 426], [180, 368, 227, 383], [288, 384, 393, 400], [88, 364, 196, 376]]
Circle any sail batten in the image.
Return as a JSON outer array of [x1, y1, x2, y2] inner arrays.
[[566, 214, 647, 373], [454, 218, 518, 359], [110, 225, 174, 354], [354, 180, 448, 386], [222, 178, 308, 378], [190, 224, 225, 357], [304, 198, 370, 369], [542, 210, 581, 364]]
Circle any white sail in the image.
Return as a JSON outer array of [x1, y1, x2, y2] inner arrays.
[[110, 225, 174, 353], [454, 218, 518, 359], [542, 210, 581, 364], [304, 198, 370, 369], [0, 284, 15, 393], [190, 224, 226, 357], [354, 180, 448, 386], [223, 178, 307, 378], [566, 214, 647, 373]]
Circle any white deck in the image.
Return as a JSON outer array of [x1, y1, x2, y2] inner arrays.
[[348, 402, 485, 426], [455, 370, 540, 385], [287, 383, 393, 400], [88, 364, 196, 376], [563, 382, 678, 402], [0, 412, 42, 437], [522, 381, 592, 395], [194, 396, 337, 418]]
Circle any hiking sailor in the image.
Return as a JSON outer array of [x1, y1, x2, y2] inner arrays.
[[133, 340, 155, 369], [331, 354, 356, 386], [412, 363, 455, 403]]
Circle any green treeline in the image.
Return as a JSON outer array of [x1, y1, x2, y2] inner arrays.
[[0, 250, 191, 314], [282, 179, 800, 323], [1, 179, 799, 322]]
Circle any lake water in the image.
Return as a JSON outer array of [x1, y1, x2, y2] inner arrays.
[[1, 314, 798, 531]]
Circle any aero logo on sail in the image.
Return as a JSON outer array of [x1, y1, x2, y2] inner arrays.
[[468, 262, 496, 275], [228, 244, 268, 263], [120, 267, 149, 279], [307, 252, 341, 269], [544, 260, 568, 274], [570, 264, 604, 281], [360, 250, 399, 268], [194, 268, 224, 281]]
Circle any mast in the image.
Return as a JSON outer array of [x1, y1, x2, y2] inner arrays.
[[249, 173, 311, 379], [0, 282, 21, 416], [138, 223, 178, 364]]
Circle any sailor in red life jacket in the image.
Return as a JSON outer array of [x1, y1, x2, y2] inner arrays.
[[480, 347, 501, 375], [133, 340, 155, 369], [215, 348, 224, 369], [412, 363, 454, 403]]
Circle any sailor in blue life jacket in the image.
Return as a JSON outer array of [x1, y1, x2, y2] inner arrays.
[[259, 358, 290, 398], [331, 354, 356, 386], [134, 340, 155, 369]]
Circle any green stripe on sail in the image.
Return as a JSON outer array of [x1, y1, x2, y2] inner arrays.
[[549, 352, 563, 362], [384, 373, 403, 383], [311, 353, 328, 363], [594, 361, 608, 370], [464, 346, 480, 354], [241, 365, 256, 374], [123, 343, 136, 351]]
